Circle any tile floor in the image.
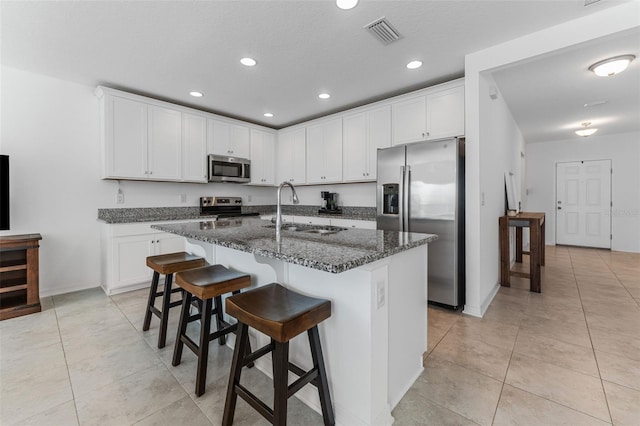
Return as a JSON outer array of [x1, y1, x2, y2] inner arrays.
[[1, 246, 638, 425]]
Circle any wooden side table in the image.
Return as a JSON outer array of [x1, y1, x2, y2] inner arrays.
[[499, 213, 545, 293], [0, 234, 42, 320]]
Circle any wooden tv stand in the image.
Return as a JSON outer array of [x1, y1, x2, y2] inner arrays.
[[0, 234, 42, 320]]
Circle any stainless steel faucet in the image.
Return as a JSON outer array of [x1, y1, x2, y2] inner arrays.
[[276, 181, 299, 244]]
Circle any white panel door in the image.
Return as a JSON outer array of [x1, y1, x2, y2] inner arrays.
[[182, 113, 207, 182], [106, 96, 147, 179], [556, 160, 611, 248], [148, 105, 182, 180]]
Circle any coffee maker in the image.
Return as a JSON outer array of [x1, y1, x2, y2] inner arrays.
[[319, 191, 342, 214]]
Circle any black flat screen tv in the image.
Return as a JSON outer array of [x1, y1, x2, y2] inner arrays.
[[0, 155, 9, 230]]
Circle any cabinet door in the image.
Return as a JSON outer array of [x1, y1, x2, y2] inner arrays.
[[156, 234, 185, 254], [182, 113, 207, 183], [342, 112, 367, 182], [230, 124, 251, 159], [323, 118, 343, 182], [113, 235, 154, 288], [148, 105, 182, 180], [306, 123, 325, 184], [392, 96, 426, 145], [250, 129, 275, 185], [367, 105, 391, 180], [208, 119, 231, 156], [105, 96, 148, 179], [426, 85, 465, 139], [290, 128, 306, 184]]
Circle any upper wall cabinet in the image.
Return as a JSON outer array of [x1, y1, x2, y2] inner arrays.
[[343, 105, 391, 182], [207, 119, 251, 159], [425, 85, 464, 140], [306, 117, 343, 184], [277, 128, 306, 185], [392, 96, 426, 146], [182, 113, 208, 183], [98, 91, 182, 181], [250, 129, 276, 185]]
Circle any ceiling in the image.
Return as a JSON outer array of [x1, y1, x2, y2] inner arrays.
[[1, 0, 636, 138]]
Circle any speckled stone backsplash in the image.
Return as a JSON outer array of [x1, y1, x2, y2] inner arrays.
[[98, 205, 376, 224]]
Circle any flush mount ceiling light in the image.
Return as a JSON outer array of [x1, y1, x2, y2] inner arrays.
[[240, 57, 257, 67], [189, 91, 203, 97], [318, 93, 331, 99], [575, 122, 598, 137], [589, 54, 635, 77], [263, 113, 274, 118], [406, 60, 423, 69], [336, 0, 358, 10]]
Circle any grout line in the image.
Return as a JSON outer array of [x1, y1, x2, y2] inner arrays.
[[567, 247, 615, 425], [51, 296, 82, 426]]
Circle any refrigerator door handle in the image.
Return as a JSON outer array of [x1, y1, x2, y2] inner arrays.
[[399, 165, 405, 232], [405, 165, 411, 232]]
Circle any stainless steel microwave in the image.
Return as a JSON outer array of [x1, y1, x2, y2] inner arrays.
[[208, 155, 251, 183]]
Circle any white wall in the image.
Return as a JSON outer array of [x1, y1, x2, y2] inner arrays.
[[526, 131, 640, 253], [283, 182, 376, 208], [464, 2, 640, 317]]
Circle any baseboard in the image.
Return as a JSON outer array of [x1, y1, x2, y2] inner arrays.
[[40, 282, 101, 298], [462, 281, 500, 318]]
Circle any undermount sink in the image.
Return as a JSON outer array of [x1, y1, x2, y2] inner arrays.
[[264, 223, 347, 235]]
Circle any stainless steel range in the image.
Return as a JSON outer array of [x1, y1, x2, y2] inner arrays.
[[199, 196, 259, 219]]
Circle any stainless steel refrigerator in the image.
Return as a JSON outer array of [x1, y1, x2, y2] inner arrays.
[[377, 138, 464, 309]]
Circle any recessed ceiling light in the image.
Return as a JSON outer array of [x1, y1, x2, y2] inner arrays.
[[318, 93, 331, 99], [189, 91, 203, 97], [240, 57, 257, 67], [406, 60, 423, 69], [575, 122, 598, 137], [263, 113, 274, 118], [336, 0, 358, 10], [589, 54, 635, 77]]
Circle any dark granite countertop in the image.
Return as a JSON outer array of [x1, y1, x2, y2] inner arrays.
[[152, 217, 437, 274], [98, 205, 375, 224]]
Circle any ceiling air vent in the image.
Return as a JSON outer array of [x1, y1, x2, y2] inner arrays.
[[364, 17, 401, 45], [584, 0, 601, 6]]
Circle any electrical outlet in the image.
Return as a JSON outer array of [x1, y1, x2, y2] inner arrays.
[[180, 194, 187, 203], [116, 191, 124, 204], [376, 280, 385, 309]]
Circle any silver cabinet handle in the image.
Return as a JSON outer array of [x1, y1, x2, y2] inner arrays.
[[557, 207, 562, 210]]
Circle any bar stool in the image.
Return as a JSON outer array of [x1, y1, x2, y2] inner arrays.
[[222, 283, 335, 426], [143, 252, 206, 348], [172, 264, 252, 397]]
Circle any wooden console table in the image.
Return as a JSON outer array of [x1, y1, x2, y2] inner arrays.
[[0, 234, 42, 320], [499, 213, 545, 293]]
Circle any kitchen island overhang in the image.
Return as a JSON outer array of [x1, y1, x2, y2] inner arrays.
[[153, 218, 437, 426]]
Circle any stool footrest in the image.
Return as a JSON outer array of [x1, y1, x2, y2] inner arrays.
[[242, 342, 275, 367], [180, 334, 199, 355], [235, 383, 274, 423], [208, 323, 237, 343], [288, 362, 320, 388], [287, 367, 319, 398], [169, 300, 182, 309], [148, 305, 161, 318]]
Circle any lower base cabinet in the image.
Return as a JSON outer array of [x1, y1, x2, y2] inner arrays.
[[101, 223, 185, 295]]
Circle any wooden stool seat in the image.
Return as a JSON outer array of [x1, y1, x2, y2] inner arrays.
[[173, 264, 252, 397], [225, 283, 331, 343], [223, 283, 335, 426], [143, 252, 206, 349]]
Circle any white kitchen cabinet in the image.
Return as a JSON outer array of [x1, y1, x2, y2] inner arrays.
[[102, 95, 148, 179], [208, 119, 251, 159], [250, 129, 276, 185], [182, 113, 208, 183], [343, 105, 391, 182], [102, 222, 186, 295], [306, 118, 343, 184], [425, 84, 465, 139], [277, 128, 306, 184], [392, 96, 426, 145], [147, 105, 182, 180]]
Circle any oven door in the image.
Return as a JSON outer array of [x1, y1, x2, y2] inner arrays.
[[208, 155, 250, 183]]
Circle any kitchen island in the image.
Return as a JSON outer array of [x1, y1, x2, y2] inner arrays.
[[153, 218, 437, 426]]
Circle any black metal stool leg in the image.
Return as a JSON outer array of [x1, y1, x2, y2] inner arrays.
[[309, 326, 335, 426], [172, 292, 192, 367], [143, 271, 160, 331], [273, 341, 290, 426], [214, 295, 226, 346], [223, 322, 249, 426], [157, 273, 174, 348], [195, 298, 213, 397]]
